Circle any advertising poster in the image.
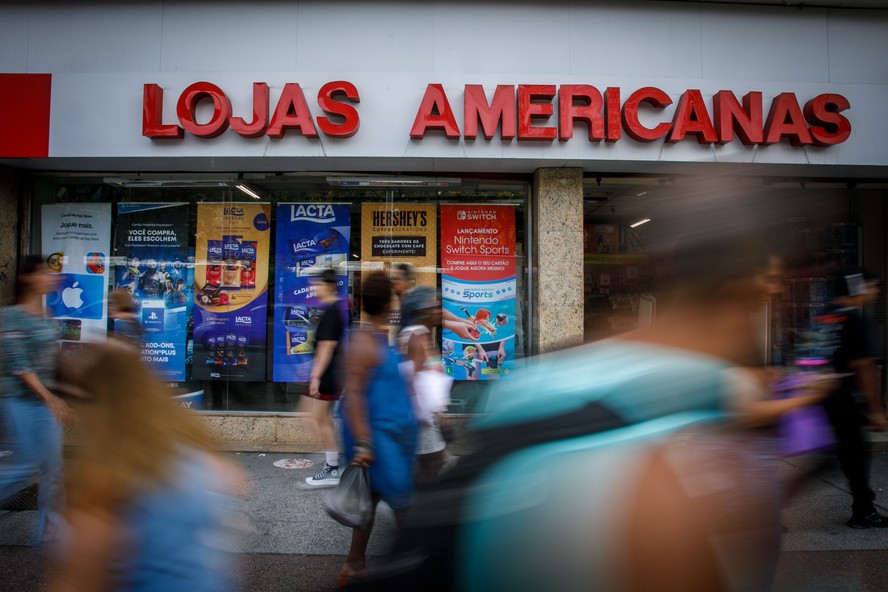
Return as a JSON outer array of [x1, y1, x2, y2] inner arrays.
[[440, 205, 517, 381], [41, 203, 112, 345], [193, 203, 271, 382], [272, 203, 350, 383], [114, 203, 193, 381], [360, 203, 437, 328]]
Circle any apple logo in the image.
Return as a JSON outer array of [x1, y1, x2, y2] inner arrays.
[[62, 282, 84, 309]]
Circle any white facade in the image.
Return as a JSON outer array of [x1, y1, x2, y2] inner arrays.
[[1, 1, 887, 176]]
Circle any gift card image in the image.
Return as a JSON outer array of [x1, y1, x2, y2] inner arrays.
[[46, 273, 106, 320]]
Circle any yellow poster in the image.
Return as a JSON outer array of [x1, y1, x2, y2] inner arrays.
[[361, 204, 437, 329], [193, 202, 271, 381]]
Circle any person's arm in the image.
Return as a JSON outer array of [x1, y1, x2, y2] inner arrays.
[[442, 308, 480, 341], [343, 331, 379, 465], [406, 331, 427, 376], [20, 372, 69, 424], [728, 368, 834, 428], [475, 346, 489, 363], [48, 506, 118, 592], [497, 340, 507, 363], [0, 320, 68, 424], [850, 357, 887, 431]]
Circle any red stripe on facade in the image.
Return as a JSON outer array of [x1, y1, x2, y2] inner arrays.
[[0, 74, 52, 158]]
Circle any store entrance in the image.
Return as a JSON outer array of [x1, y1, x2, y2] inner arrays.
[[581, 176, 886, 370]]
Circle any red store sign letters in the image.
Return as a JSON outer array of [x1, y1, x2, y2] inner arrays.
[[143, 82, 851, 148]]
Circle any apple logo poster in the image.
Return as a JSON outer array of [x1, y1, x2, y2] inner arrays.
[[114, 203, 194, 381], [41, 203, 112, 344]]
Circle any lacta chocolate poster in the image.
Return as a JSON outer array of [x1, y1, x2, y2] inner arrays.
[[440, 205, 517, 381], [272, 203, 350, 383], [114, 203, 193, 381], [41, 203, 112, 345], [193, 203, 271, 381]]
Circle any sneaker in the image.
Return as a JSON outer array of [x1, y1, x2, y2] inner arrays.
[[305, 463, 341, 487], [846, 511, 888, 529]]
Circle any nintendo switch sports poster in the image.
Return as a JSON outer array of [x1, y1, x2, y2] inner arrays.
[[41, 203, 111, 344], [114, 203, 193, 381], [272, 203, 350, 383], [193, 203, 271, 382], [440, 205, 517, 380]]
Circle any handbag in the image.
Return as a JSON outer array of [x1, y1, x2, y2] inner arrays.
[[776, 375, 835, 457], [325, 463, 373, 528], [413, 369, 453, 423]]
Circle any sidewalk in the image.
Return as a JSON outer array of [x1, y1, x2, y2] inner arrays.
[[2, 449, 888, 591]]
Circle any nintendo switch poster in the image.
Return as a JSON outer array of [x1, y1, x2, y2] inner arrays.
[[193, 203, 271, 381], [41, 203, 112, 344], [360, 203, 437, 329], [272, 203, 350, 383], [114, 203, 193, 381], [440, 205, 517, 381]]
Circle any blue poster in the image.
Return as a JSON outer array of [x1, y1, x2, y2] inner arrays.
[[440, 205, 517, 381], [193, 203, 271, 382], [115, 203, 193, 381], [273, 203, 350, 383], [41, 203, 112, 344]]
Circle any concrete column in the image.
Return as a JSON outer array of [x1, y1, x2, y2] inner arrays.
[[0, 168, 19, 306], [532, 168, 584, 354]]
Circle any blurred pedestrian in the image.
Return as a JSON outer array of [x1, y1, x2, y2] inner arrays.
[[374, 230, 833, 592], [398, 286, 450, 488], [819, 271, 888, 528], [304, 269, 347, 487], [108, 289, 141, 348], [391, 263, 415, 303], [0, 255, 68, 543], [337, 271, 418, 587], [50, 340, 249, 592]]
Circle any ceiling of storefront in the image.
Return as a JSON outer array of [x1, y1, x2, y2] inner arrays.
[[667, 0, 888, 6]]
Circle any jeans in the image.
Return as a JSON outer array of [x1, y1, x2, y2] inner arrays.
[[0, 395, 64, 542]]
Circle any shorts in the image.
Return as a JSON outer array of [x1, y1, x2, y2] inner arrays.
[[416, 422, 446, 455]]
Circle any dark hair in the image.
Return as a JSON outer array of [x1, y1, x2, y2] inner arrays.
[[362, 271, 392, 317], [395, 262, 414, 282], [399, 285, 437, 329], [665, 230, 778, 303], [317, 268, 338, 286], [15, 255, 47, 303]]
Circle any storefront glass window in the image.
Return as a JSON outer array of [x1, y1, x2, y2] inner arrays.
[[30, 175, 529, 413]]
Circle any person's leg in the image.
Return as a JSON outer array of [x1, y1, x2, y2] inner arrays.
[[0, 397, 42, 502], [315, 399, 340, 467], [824, 395, 875, 516], [340, 500, 379, 586], [416, 450, 447, 489], [36, 405, 64, 542], [302, 397, 342, 486]]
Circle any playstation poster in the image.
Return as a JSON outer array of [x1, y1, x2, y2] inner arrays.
[[272, 203, 350, 383], [440, 205, 517, 381], [41, 203, 112, 345], [193, 203, 271, 382], [114, 203, 193, 381]]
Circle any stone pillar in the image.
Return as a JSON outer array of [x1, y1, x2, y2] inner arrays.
[[532, 168, 584, 354], [0, 168, 19, 306]]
